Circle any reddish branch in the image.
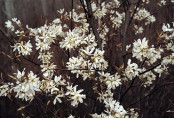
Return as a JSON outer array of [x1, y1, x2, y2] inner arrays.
[[80, 0, 102, 50]]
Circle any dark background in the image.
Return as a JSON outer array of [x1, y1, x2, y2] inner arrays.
[[0, 0, 174, 118]]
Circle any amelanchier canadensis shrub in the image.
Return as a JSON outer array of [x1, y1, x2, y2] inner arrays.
[[1, 0, 174, 117]]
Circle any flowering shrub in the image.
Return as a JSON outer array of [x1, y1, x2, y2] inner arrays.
[[1, 0, 174, 117]]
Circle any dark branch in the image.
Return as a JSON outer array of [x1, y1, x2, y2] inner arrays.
[[83, 0, 102, 50], [139, 63, 161, 75], [120, 77, 137, 103], [126, 82, 174, 109], [22, 55, 40, 66], [128, 0, 142, 28], [120, 62, 161, 103], [0, 27, 14, 45]]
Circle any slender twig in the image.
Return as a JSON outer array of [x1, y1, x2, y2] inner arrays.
[[132, 82, 174, 87], [22, 56, 40, 66], [71, 0, 74, 31], [120, 0, 130, 65], [7, 97, 33, 117], [120, 77, 137, 103], [139, 63, 161, 75], [120, 62, 161, 103], [127, 0, 142, 28], [32, 49, 39, 61], [126, 82, 174, 109], [54, 68, 101, 71], [0, 27, 14, 45], [81, 0, 102, 50], [36, 97, 49, 118]]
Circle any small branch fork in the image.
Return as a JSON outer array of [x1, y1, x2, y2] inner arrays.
[[119, 62, 161, 103], [80, 0, 102, 50], [121, 0, 142, 65], [119, 0, 143, 103]]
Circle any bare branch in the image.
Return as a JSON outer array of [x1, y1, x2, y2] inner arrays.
[[81, 0, 102, 50], [126, 82, 174, 109]]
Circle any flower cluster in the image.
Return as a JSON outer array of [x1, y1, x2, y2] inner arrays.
[[11, 40, 33, 56], [134, 8, 156, 25], [66, 84, 86, 106], [134, 25, 144, 35], [1, 69, 41, 101], [132, 38, 163, 65], [98, 72, 122, 90], [124, 59, 141, 80], [92, 98, 139, 118]]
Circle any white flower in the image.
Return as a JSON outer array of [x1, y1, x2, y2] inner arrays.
[[162, 55, 172, 65], [41, 63, 56, 78], [66, 57, 83, 69], [145, 15, 156, 25], [125, 59, 140, 80], [59, 30, 81, 50], [66, 85, 86, 107], [126, 44, 131, 51], [36, 38, 51, 51], [38, 52, 53, 64], [54, 75, 66, 85], [91, 113, 107, 118], [91, 2, 97, 11], [93, 2, 107, 19], [114, 0, 120, 7], [0, 84, 9, 96], [104, 99, 127, 117], [53, 18, 61, 24], [110, 11, 124, 29], [5, 20, 14, 31], [158, 0, 166, 6], [162, 23, 173, 32], [57, 9, 64, 14], [140, 71, 156, 87], [13, 70, 40, 101], [132, 37, 149, 61], [166, 42, 174, 51], [129, 108, 139, 118], [12, 18, 21, 25], [97, 89, 113, 103], [67, 114, 75, 118], [154, 65, 167, 77], [15, 30, 25, 37], [91, 49, 108, 70], [53, 94, 64, 105], [100, 72, 122, 90], [134, 8, 150, 21], [146, 47, 163, 65], [15, 68, 26, 80], [132, 37, 162, 65], [11, 40, 33, 56], [134, 25, 144, 35], [142, 0, 150, 4]]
